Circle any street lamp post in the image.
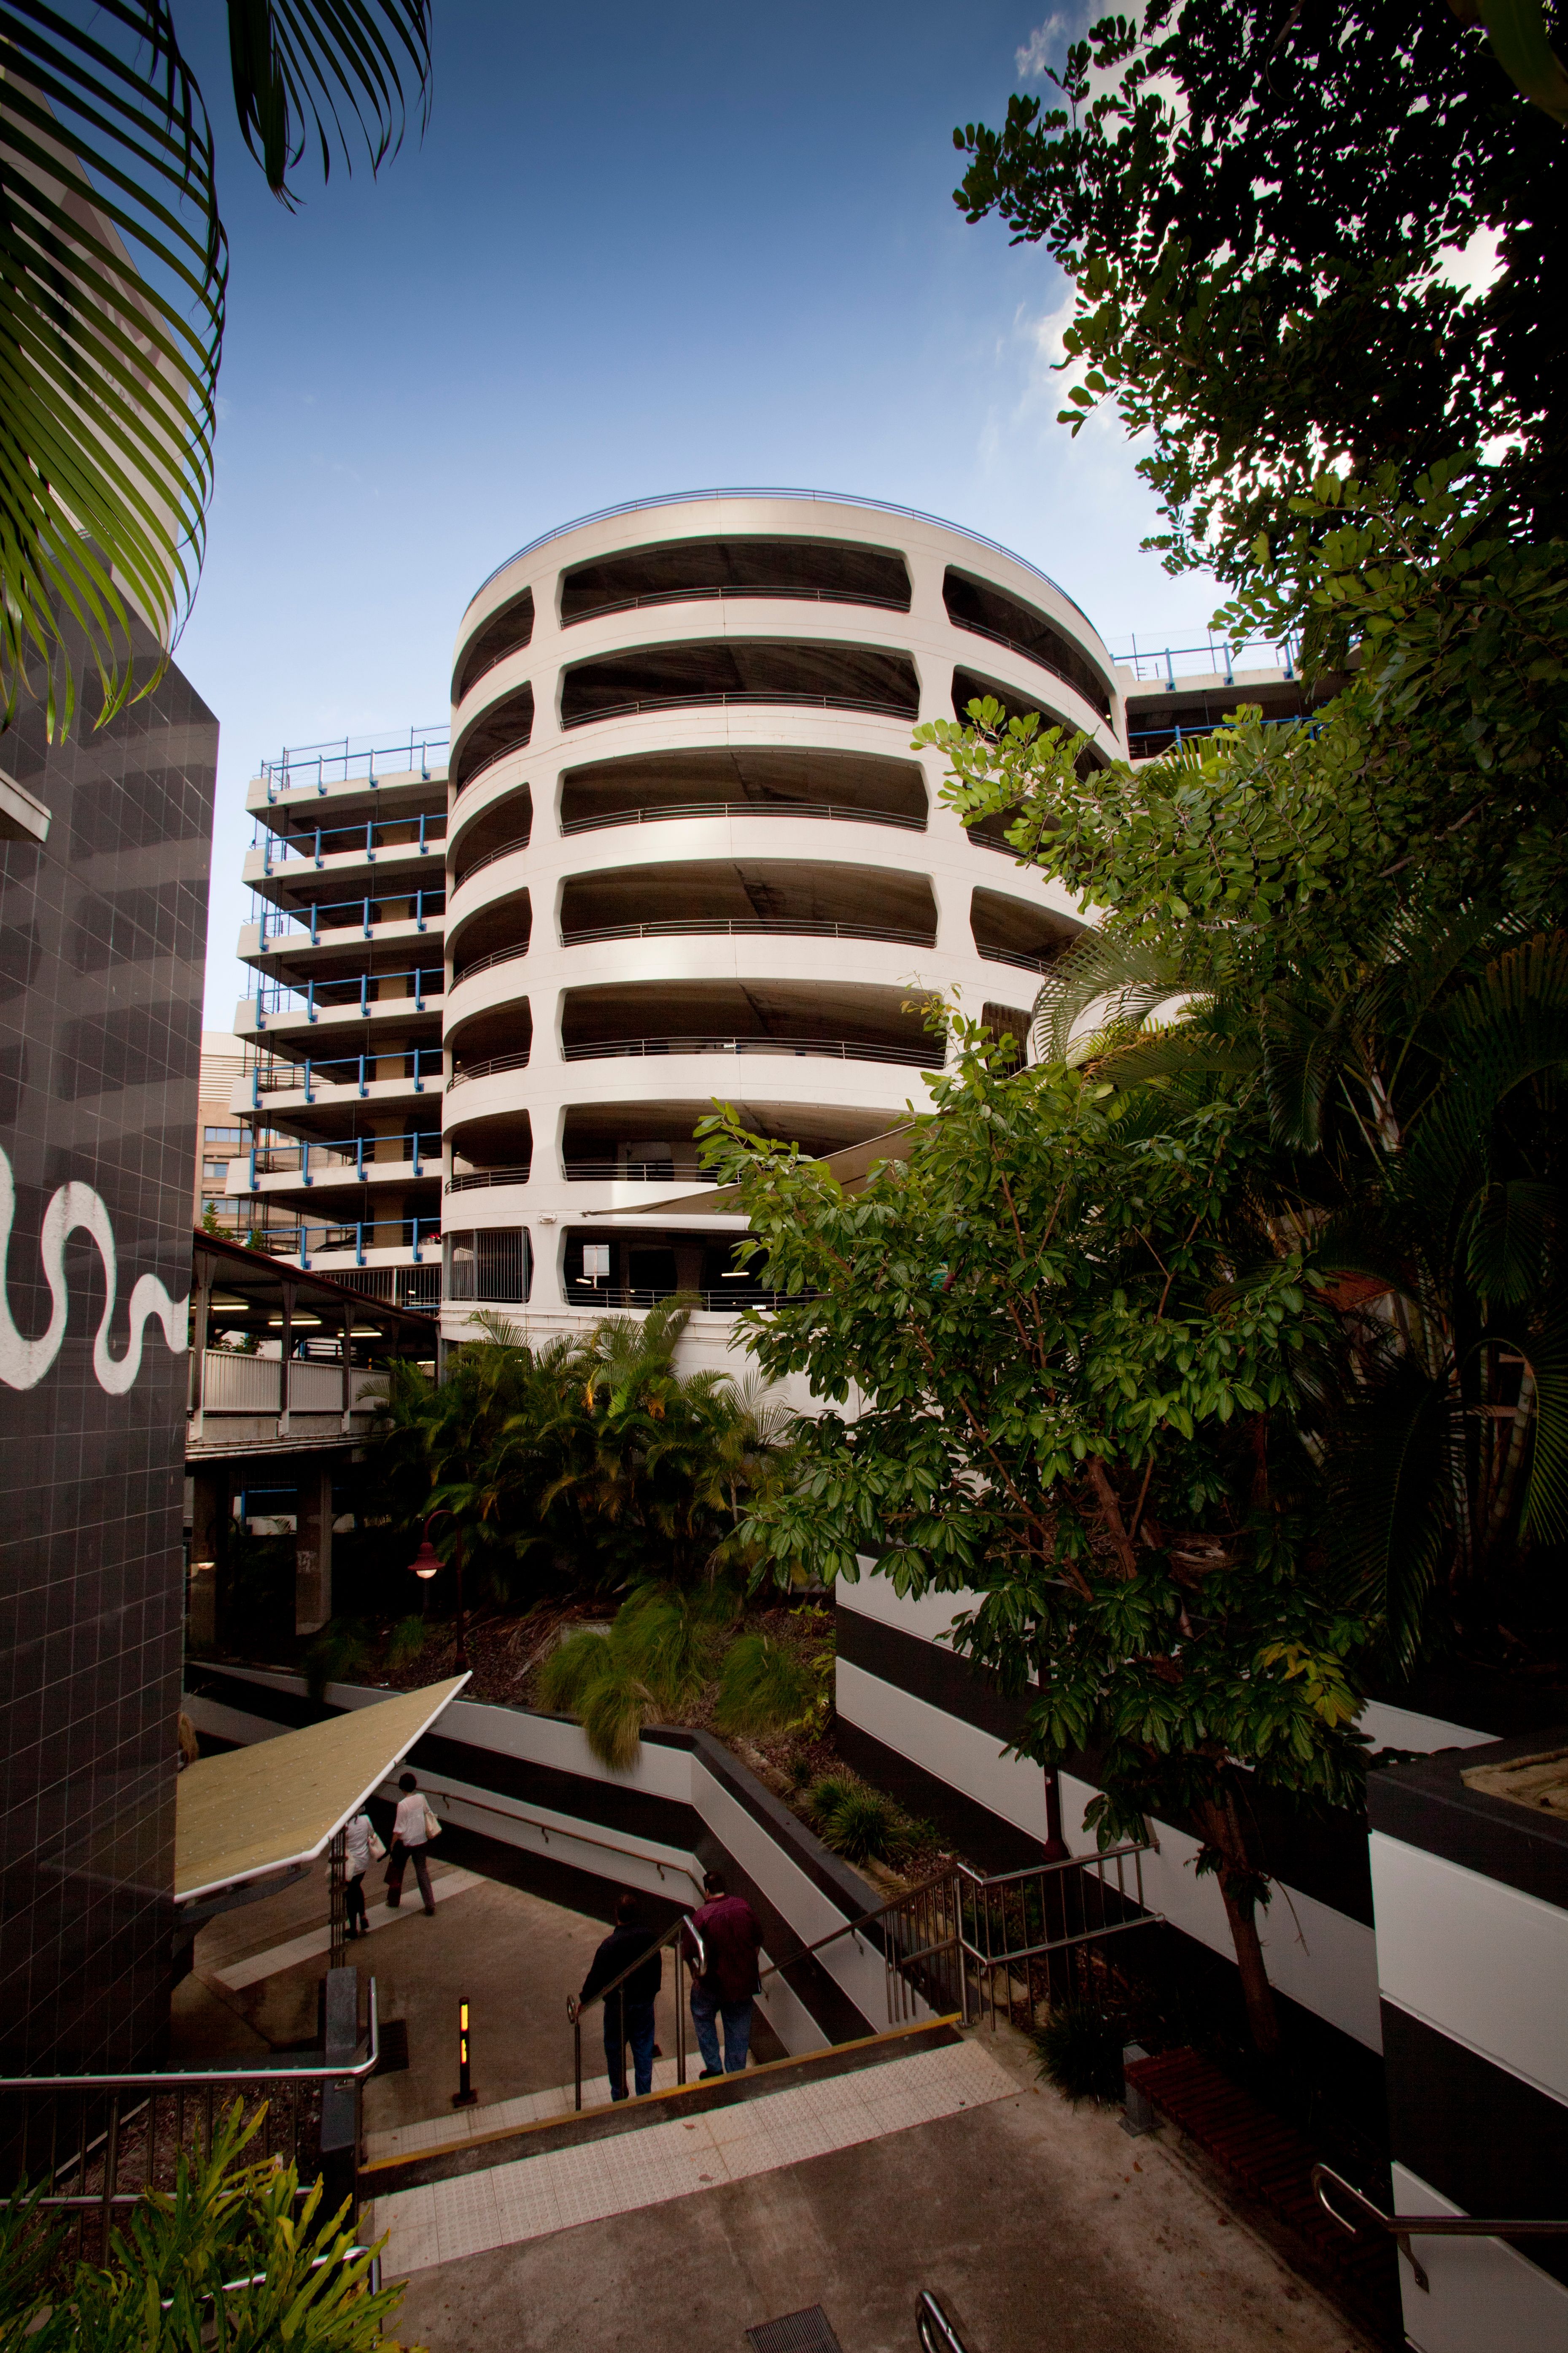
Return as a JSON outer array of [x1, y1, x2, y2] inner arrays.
[[411, 1509, 468, 1672]]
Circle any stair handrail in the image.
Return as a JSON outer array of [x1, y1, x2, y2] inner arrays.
[[754, 1868, 958, 1990], [564, 1913, 704, 2112], [916, 2290, 971, 2353], [1312, 2161, 1568, 2296]]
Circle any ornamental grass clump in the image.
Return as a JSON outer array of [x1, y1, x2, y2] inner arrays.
[[712, 1631, 816, 1737], [1032, 2002, 1128, 2106], [536, 1582, 735, 1769], [806, 1772, 927, 1866]]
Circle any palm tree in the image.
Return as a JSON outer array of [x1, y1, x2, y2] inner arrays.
[[2, 1, 431, 732]]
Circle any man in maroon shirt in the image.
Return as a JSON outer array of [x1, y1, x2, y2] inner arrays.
[[684, 1868, 763, 2076]]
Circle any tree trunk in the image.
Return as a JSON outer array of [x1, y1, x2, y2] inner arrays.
[[1194, 1793, 1281, 2057]]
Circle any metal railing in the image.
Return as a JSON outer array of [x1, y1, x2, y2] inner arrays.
[[259, 729, 448, 797], [247, 1129, 441, 1185], [1312, 2164, 1568, 2296], [949, 613, 1113, 720], [446, 1164, 532, 1192], [344, 1264, 442, 1312], [1127, 711, 1309, 759], [256, 890, 443, 946], [252, 812, 445, 872], [560, 916, 935, 950], [452, 939, 531, 983], [284, 1217, 441, 1270], [1113, 632, 1298, 687], [565, 1282, 816, 1312], [917, 2291, 971, 2353], [976, 942, 1055, 976], [563, 1160, 708, 1184], [249, 966, 444, 1027], [0, 1980, 380, 2262], [956, 1845, 1155, 2028], [758, 1845, 1158, 2037], [566, 1916, 704, 2111], [562, 1033, 944, 1069], [448, 1047, 531, 1088], [560, 798, 925, 837], [564, 583, 912, 626], [562, 688, 918, 730], [757, 1870, 967, 2026], [453, 830, 532, 885], [250, 1047, 443, 1102]]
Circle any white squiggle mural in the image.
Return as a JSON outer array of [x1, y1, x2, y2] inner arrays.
[[0, 1147, 188, 1394]]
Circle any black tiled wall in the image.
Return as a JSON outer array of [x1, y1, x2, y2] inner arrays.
[[0, 628, 215, 2072]]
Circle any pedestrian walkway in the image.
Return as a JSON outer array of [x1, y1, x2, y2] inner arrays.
[[365, 2037, 1014, 2275], [364, 2055, 690, 2167], [213, 1869, 482, 1990]]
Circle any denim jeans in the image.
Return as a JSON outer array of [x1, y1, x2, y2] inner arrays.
[[690, 1981, 752, 2074], [345, 1873, 367, 1934], [605, 1996, 657, 2101]]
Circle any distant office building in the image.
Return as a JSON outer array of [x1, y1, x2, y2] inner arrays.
[[0, 616, 216, 2073], [194, 1032, 251, 1233]]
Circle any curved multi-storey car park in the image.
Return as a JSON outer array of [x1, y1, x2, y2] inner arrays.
[[229, 489, 1307, 1354]]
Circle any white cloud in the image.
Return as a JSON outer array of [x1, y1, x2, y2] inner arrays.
[[1016, 13, 1070, 82]]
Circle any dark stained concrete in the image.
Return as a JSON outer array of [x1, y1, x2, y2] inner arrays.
[[390, 2031, 1374, 2353]]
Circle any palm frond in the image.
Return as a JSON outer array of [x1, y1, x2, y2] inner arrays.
[[1029, 928, 1198, 1065], [224, 0, 432, 198], [1326, 1358, 1455, 1673], [1, 2, 225, 729]]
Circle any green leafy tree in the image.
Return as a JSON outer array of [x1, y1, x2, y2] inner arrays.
[[1, 1, 431, 732], [702, 1032, 1369, 2052]]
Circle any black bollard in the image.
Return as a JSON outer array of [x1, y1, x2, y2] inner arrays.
[[453, 1996, 477, 2107]]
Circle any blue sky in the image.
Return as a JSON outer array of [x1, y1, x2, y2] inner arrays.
[[175, 2, 1219, 1023]]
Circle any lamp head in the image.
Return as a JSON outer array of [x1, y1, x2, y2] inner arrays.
[[410, 1537, 442, 1581]]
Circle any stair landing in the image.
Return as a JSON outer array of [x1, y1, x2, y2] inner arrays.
[[365, 2027, 1015, 2275]]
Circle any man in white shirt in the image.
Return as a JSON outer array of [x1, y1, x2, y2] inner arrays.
[[385, 1770, 436, 1914]]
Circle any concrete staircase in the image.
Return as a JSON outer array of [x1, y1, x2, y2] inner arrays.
[[361, 2018, 1016, 2277]]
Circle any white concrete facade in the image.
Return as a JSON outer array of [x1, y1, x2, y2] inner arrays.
[[439, 490, 1123, 1370]]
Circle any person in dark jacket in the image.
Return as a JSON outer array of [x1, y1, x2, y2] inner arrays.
[[683, 1868, 762, 2077], [577, 1892, 662, 2102]]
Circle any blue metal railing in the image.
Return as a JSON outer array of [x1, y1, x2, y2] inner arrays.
[[1126, 712, 1314, 758], [253, 811, 445, 872], [248, 1129, 442, 1187], [251, 1047, 444, 1103], [256, 889, 444, 946], [248, 965, 444, 1028], [259, 728, 449, 800], [290, 1217, 441, 1270], [1113, 631, 1299, 687]]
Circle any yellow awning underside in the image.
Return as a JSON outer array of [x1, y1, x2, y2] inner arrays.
[[175, 1674, 469, 1902]]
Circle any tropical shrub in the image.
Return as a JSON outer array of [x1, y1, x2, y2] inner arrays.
[[0, 2104, 414, 2352], [1032, 2004, 1128, 2107]]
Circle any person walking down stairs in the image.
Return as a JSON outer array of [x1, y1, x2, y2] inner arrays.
[[578, 1892, 663, 2102], [684, 1869, 762, 2079], [385, 1770, 439, 1915]]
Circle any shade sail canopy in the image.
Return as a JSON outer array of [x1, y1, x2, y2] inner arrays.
[[587, 1120, 921, 1218], [174, 1675, 469, 1903]]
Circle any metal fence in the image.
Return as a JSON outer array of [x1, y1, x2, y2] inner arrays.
[[259, 730, 448, 797], [560, 798, 924, 837]]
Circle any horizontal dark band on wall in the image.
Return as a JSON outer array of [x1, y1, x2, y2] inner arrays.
[[1369, 1730, 1568, 1910], [836, 1599, 1375, 1927], [1382, 2001, 1568, 2290]]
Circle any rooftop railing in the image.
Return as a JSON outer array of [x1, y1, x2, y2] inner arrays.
[[1127, 711, 1311, 758], [559, 915, 935, 950], [250, 1047, 442, 1102], [248, 965, 444, 1027], [561, 688, 918, 730], [1113, 631, 1299, 688], [252, 812, 445, 872], [258, 727, 449, 800], [255, 889, 443, 947], [559, 798, 924, 837], [562, 1033, 944, 1069]]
